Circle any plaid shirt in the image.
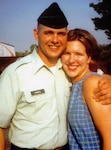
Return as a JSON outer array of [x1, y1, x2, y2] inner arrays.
[[68, 72, 101, 150]]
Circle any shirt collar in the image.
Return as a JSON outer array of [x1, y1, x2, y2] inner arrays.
[[32, 49, 62, 74], [31, 49, 45, 74]]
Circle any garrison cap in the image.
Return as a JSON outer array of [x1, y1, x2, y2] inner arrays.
[[37, 2, 68, 29]]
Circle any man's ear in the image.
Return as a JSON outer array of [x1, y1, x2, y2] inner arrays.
[[33, 28, 38, 41]]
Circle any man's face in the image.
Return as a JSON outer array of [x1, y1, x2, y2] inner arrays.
[[34, 24, 68, 66]]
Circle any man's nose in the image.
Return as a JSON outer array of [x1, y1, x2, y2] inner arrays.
[[52, 34, 58, 43]]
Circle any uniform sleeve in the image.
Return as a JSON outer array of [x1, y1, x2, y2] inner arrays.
[[0, 67, 20, 128]]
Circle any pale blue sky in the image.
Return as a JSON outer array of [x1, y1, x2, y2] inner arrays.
[[0, 0, 110, 51]]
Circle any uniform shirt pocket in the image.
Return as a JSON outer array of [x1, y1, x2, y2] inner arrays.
[[24, 88, 46, 103]]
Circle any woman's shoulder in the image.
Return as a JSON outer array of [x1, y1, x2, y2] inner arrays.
[[83, 73, 101, 88], [82, 73, 102, 101]]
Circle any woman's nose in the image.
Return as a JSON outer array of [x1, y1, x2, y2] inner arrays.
[[69, 54, 76, 63]]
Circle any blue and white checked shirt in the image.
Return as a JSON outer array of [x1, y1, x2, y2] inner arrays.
[[68, 72, 101, 150]]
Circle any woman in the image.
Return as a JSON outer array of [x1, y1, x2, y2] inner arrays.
[[61, 28, 111, 150]]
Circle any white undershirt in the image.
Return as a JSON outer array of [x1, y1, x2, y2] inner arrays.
[[50, 66, 56, 74]]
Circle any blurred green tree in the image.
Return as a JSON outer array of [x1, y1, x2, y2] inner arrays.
[[90, 0, 111, 40]]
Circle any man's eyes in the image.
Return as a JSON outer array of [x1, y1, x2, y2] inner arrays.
[[44, 31, 53, 34], [44, 31, 66, 36], [58, 32, 67, 36]]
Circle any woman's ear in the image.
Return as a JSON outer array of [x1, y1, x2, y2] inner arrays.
[[33, 28, 38, 41], [87, 56, 91, 64]]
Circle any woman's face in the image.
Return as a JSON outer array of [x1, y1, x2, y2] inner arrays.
[[61, 40, 91, 83]]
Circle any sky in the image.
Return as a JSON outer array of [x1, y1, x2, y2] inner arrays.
[[0, 0, 111, 52]]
